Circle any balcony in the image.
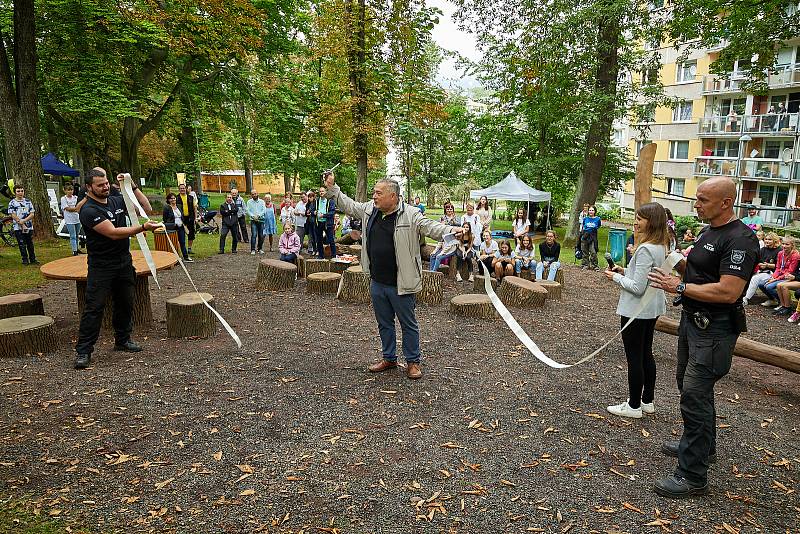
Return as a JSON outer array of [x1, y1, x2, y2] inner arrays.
[[702, 64, 800, 95], [740, 159, 793, 181], [698, 113, 799, 137], [694, 156, 738, 177], [694, 156, 796, 182]]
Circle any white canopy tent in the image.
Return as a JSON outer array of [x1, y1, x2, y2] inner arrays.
[[470, 171, 552, 230]]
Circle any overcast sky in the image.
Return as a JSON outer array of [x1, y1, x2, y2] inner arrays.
[[426, 0, 482, 90]]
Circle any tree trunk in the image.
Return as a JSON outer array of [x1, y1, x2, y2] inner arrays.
[[346, 0, 369, 202], [121, 117, 141, 177], [566, 10, 620, 240], [179, 92, 202, 193], [0, 0, 54, 239], [0, 315, 57, 358]]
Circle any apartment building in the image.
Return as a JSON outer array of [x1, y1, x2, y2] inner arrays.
[[621, 40, 800, 228]]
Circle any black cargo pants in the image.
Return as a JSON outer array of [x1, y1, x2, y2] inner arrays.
[[75, 260, 135, 355]]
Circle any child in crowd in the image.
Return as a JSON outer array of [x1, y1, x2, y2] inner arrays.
[[429, 234, 459, 272], [478, 230, 498, 275], [278, 222, 301, 264], [536, 230, 561, 281], [476, 195, 492, 231], [514, 234, 536, 276], [493, 240, 515, 280], [755, 230, 765, 249], [262, 193, 277, 252], [454, 221, 476, 282], [280, 198, 295, 230], [512, 208, 530, 248]]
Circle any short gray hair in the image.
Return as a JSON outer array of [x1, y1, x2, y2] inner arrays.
[[377, 179, 400, 197]]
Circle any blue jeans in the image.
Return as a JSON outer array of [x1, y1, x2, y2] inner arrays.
[[280, 252, 297, 263], [429, 251, 455, 272], [759, 279, 782, 300], [315, 222, 336, 259], [370, 280, 420, 363], [536, 260, 561, 280], [176, 225, 188, 259], [250, 221, 265, 251], [66, 223, 81, 252], [514, 258, 536, 274]]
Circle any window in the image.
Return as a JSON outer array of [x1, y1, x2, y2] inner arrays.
[[613, 128, 626, 146], [669, 140, 689, 160], [641, 67, 659, 85], [756, 184, 789, 207], [636, 140, 652, 157], [716, 97, 746, 116], [673, 101, 693, 122], [677, 61, 697, 83], [764, 140, 794, 159], [714, 140, 739, 157], [667, 178, 685, 197]]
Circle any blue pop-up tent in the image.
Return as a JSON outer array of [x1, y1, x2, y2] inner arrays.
[[40, 152, 80, 177]]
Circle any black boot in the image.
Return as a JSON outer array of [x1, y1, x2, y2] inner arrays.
[[653, 474, 709, 498], [113, 340, 142, 352], [75, 353, 91, 369]]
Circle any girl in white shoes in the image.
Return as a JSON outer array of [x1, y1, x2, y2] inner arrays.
[[603, 202, 669, 419]]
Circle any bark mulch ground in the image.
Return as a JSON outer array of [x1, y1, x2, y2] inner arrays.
[[1, 252, 798, 533]]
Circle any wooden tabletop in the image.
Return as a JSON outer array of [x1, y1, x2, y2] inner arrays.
[[40, 251, 178, 281]]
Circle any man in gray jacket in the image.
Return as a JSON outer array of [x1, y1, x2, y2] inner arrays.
[[324, 171, 462, 379]]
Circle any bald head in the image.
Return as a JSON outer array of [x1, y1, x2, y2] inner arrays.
[[697, 177, 736, 201], [694, 177, 736, 226]]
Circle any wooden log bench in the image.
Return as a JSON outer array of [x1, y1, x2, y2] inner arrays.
[[307, 272, 341, 294], [329, 260, 357, 275], [418, 270, 444, 306], [304, 258, 331, 276], [166, 293, 216, 339], [0, 293, 44, 320], [473, 274, 498, 294], [0, 315, 57, 357], [496, 276, 547, 309], [449, 294, 496, 319], [255, 258, 297, 291], [337, 265, 371, 304], [537, 280, 562, 300]]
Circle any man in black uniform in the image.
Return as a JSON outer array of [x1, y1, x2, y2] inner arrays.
[[648, 177, 759, 497], [74, 168, 157, 370]]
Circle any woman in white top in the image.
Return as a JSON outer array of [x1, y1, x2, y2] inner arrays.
[[512, 208, 530, 248], [280, 201, 295, 230], [476, 195, 492, 231], [293, 192, 308, 250], [60, 188, 81, 255], [478, 230, 498, 274], [513, 234, 537, 276], [603, 202, 669, 418], [461, 202, 482, 249]]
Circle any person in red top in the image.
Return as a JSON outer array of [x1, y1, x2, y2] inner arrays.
[[757, 236, 799, 309]]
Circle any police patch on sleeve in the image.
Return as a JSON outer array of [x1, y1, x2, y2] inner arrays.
[[731, 250, 745, 264]]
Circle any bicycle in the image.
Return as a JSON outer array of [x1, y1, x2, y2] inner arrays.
[[0, 209, 15, 247]]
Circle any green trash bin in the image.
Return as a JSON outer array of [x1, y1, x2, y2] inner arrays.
[[608, 228, 627, 263]]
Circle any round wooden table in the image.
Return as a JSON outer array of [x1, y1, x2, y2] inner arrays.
[[40, 251, 178, 327]]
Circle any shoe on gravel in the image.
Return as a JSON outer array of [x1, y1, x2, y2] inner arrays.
[[113, 341, 142, 353], [641, 401, 655, 414], [606, 400, 642, 419], [74, 353, 91, 370], [653, 474, 709, 498], [761, 299, 778, 307]]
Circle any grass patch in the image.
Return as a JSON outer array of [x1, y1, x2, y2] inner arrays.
[[0, 499, 94, 534]]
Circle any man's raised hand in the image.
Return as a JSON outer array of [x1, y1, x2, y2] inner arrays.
[[323, 171, 335, 189]]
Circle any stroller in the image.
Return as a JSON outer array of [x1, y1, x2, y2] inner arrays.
[[197, 209, 219, 234]]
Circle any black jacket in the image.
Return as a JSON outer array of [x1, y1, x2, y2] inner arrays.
[[219, 201, 238, 227], [162, 205, 184, 232], [175, 193, 195, 219]]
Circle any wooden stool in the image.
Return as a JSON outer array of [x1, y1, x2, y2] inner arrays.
[[295, 254, 305, 278], [0, 293, 44, 320], [420, 244, 435, 261], [304, 258, 331, 276], [338, 265, 371, 304], [153, 228, 180, 253], [255, 259, 297, 291], [554, 268, 565, 286], [329, 260, 356, 275], [349, 244, 362, 256], [497, 276, 547, 308], [472, 274, 498, 294], [166, 293, 216, 339], [307, 272, 341, 294], [447, 259, 471, 280], [449, 294, 496, 319], [0, 315, 56, 357], [418, 270, 444, 305], [537, 280, 562, 300]]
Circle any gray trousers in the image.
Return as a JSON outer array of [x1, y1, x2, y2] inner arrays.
[[675, 310, 738, 485]]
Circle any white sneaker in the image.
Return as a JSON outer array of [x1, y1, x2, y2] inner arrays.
[[761, 299, 778, 307], [468, 274, 475, 282], [455, 273, 463, 282], [606, 401, 643, 419], [742, 298, 748, 306], [641, 401, 655, 414], [251, 251, 256, 255], [258, 250, 265, 255], [774, 304, 783, 311]]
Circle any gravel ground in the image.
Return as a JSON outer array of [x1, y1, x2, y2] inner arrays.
[[1, 252, 799, 533]]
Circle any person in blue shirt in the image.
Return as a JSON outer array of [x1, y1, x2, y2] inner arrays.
[[580, 205, 601, 270]]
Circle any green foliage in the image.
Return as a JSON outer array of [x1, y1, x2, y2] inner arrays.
[[674, 214, 700, 237]]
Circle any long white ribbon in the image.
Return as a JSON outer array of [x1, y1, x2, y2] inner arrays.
[[481, 250, 685, 368], [120, 179, 242, 349]]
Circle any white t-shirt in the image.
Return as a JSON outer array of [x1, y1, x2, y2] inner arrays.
[[513, 218, 530, 236], [514, 246, 534, 259], [293, 200, 307, 227], [60, 195, 80, 225], [280, 205, 294, 224], [172, 207, 183, 227], [462, 213, 482, 246], [479, 240, 498, 256]]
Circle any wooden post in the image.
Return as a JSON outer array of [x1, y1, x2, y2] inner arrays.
[[418, 270, 444, 305], [0, 293, 44, 319], [166, 293, 216, 339], [0, 315, 57, 357], [635, 143, 656, 211]]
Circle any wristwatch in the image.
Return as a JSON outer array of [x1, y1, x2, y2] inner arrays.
[[676, 282, 686, 295]]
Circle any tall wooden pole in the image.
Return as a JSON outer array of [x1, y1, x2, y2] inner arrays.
[[633, 142, 656, 245]]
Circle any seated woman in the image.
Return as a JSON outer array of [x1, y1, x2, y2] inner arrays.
[[774, 262, 800, 316], [514, 234, 537, 276], [454, 221, 476, 282], [743, 232, 780, 305], [493, 240, 515, 280], [758, 236, 799, 309], [429, 234, 458, 272], [478, 230, 498, 275], [162, 193, 193, 262], [278, 222, 301, 264], [536, 230, 561, 281]]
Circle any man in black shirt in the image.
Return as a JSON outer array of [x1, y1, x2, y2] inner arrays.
[[74, 168, 157, 370], [649, 177, 759, 498]]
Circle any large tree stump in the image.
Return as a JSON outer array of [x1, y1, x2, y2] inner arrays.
[[473, 274, 498, 294], [418, 270, 444, 305], [304, 258, 331, 276], [76, 277, 152, 329], [0, 293, 44, 320], [421, 244, 435, 261], [537, 280, 562, 300], [306, 272, 341, 294], [0, 315, 56, 357], [329, 260, 357, 275], [554, 268, 565, 286], [337, 265, 371, 304], [349, 244, 362, 256], [255, 259, 297, 291], [166, 293, 216, 339], [496, 276, 548, 308], [447, 258, 471, 280], [449, 294, 497, 319], [296, 255, 305, 278]]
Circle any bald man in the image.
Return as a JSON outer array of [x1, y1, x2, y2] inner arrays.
[[648, 178, 759, 497]]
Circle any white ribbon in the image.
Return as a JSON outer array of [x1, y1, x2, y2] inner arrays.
[[120, 179, 242, 349], [481, 250, 685, 368]]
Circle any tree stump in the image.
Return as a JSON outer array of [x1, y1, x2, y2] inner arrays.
[[418, 270, 444, 305], [473, 274, 498, 294], [255, 259, 297, 291], [153, 228, 180, 253], [537, 280, 562, 300], [307, 272, 341, 294], [296, 254, 305, 278], [449, 294, 496, 319], [447, 258, 471, 280], [0, 315, 56, 357], [304, 258, 331, 276], [554, 268, 565, 286], [337, 265, 371, 304], [329, 260, 357, 275], [166, 293, 216, 339], [0, 293, 44, 320], [349, 244, 362, 256], [496, 276, 547, 308], [420, 244, 435, 261], [76, 277, 152, 329]]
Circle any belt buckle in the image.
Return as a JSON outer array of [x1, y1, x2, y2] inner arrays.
[[692, 311, 710, 330]]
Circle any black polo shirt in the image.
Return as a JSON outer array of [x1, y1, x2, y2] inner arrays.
[[79, 195, 132, 267], [683, 219, 759, 312], [368, 210, 398, 286]]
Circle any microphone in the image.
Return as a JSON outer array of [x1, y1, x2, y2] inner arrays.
[[604, 252, 616, 271]]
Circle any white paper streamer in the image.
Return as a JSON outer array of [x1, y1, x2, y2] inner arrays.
[[481, 250, 685, 368], [120, 179, 242, 349]]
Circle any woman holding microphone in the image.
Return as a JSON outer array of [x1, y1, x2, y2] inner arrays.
[[604, 202, 669, 419]]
